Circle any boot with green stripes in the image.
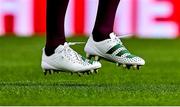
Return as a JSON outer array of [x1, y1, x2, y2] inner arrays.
[[84, 32, 145, 70]]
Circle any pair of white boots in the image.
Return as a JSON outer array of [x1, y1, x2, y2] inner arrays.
[[41, 33, 145, 76]]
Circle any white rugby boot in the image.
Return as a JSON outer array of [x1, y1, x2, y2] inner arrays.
[[84, 32, 145, 70], [41, 42, 101, 76]]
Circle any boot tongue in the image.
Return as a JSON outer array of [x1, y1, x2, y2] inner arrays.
[[54, 43, 82, 62], [55, 42, 71, 53], [109, 32, 123, 45], [109, 32, 116, 39], [54, 44, 66, 53]]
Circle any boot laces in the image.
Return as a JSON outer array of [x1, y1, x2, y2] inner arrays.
[[60, 42, 91, 65]]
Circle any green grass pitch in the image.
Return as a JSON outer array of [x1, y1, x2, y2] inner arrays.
[[0, 36, 180, 106]]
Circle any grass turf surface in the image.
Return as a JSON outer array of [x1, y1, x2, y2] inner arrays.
[[0, 36, 180, 106]]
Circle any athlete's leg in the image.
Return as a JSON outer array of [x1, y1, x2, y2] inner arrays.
[[93, 0, 120, 42], [42, 0, 101, 75], [45, 0, 69, 56]]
